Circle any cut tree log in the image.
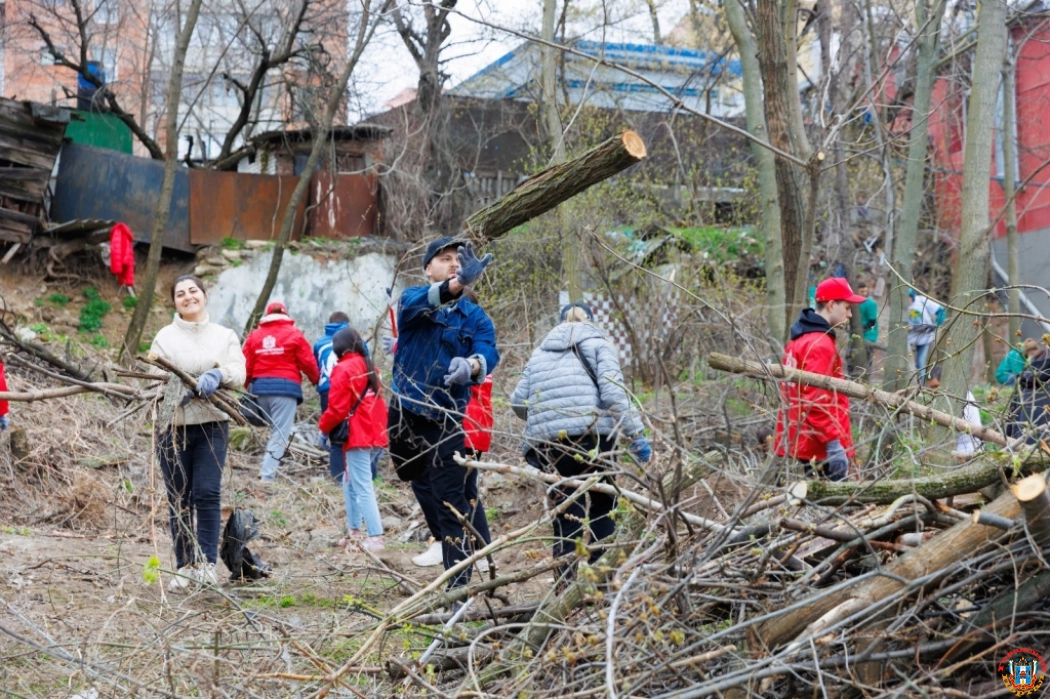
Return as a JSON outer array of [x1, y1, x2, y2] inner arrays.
[[790, 454, 1047, 505], [707, 352, 1011, 447], [464, 130, 647, 241], [756, 488, 1023, 651], [1011, 474, 1050, 548]]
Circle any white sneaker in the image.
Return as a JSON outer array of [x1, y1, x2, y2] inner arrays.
[[167, 566, 194, 592], [198, 562, 219, 587], [412, 541, 443, 567]]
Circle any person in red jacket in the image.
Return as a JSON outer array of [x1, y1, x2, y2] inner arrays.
[[774, 277, 864, 481], [318, 326, 388, 552], [0, 353, 10, 431], [243, 301, 320, 483]]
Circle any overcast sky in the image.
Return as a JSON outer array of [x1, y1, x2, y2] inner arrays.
[[348, 0, 693, 120]]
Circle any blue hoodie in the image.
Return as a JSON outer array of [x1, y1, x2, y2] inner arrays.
[[313, 322, 348, 393], [313, 322, 373, 393]]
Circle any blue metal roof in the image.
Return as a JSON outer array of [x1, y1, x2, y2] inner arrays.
[[453, 39, 742, 94]]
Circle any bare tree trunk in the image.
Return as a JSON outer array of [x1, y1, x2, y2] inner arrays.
[[1003, 51, 1022, 340], [644, 0, 662, 43], [883, 0, 947, 391], [243, 4, 382, 335], [939, 0, 1007, 417], [541, 0, 579, 303], [723, 0, 785, 345], [121, 0, 204, 358], [818, 0, 868, 376], [755, 0, 815, 327]]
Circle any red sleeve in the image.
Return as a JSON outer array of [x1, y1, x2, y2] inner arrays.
[[0, 359, 8, 417], [319, 364, 351, 435], [297, 334, 320, 385], [795, 339, 843, 443], [242, 333, 257, 384]]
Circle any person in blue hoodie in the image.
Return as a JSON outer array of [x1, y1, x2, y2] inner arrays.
[[313, 311, 350, 481], [388, 236, 499, 592]]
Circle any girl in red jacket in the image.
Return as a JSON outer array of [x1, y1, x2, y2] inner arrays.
[[318, 327, 388, 552]]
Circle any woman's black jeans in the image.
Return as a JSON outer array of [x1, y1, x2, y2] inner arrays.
[[527, 434, 617, 578], [157, 421, 228, 569]]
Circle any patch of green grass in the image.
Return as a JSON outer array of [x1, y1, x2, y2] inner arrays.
[[47, 293, 70, 306], [34, 297, 44, 307], [29, 322, 49, 334], [122, 295, 137, 310], [79, 286, 111, 332], [137, 341, 152, 353], [270, 510, 287, 527], [2, 526, 31, 536], [221, 236, 245, 250], [89, 333, 109, 349], [278, 595, 297, 608], [485, 506, 500, 523]]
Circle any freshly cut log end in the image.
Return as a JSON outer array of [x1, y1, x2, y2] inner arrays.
[[1012, 474, 1047, 503], [621, 129, 647, 159], [1011, 473, 1050, 547]]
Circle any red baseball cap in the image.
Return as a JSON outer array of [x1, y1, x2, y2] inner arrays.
[[814, 278, 865, 304], [265, 301, 289, 315]]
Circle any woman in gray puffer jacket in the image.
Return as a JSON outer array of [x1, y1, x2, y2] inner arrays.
[[511, 303, 651, 581]]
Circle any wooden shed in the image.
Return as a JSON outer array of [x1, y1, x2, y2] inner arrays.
[[0, 98, 69, 244]]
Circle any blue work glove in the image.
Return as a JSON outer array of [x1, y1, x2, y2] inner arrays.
[[456, 242, 493, 286], [443, 356, 473, 386], [0, 415, 8, 430], [319, 431, 330, 450], [195, 369, 223, 398], [824, 439, 849, 481], [629, 437, 652, 463], [381, 335, 396, 356]]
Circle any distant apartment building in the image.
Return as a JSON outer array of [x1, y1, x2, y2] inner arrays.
[[0, 0, 349, 159]]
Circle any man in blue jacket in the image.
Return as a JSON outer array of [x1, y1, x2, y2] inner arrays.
[[388, 236, 499, 591], [313, 311, 350, 480]]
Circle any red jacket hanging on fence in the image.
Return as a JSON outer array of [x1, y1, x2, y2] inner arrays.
[[464, 375, 493, 453], [773, 309, 855, 462], [109, 223, 135, 287]]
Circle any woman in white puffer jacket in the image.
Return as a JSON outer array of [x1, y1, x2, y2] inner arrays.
[[510, 303, 651, 583]]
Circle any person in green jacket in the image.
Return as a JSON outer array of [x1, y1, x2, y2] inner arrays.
[[857, 281, 879, 343], [996, 338, 1040, 386]]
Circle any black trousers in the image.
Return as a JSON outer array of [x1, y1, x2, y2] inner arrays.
[[389, 400, 476, 588], [415, 447, 492, 556], [157, 421, 228, 569], [527, 434, 617, 567]]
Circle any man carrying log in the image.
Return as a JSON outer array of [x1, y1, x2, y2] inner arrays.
[[387, 237, 499, 595], [774, 277, 866, 481]]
